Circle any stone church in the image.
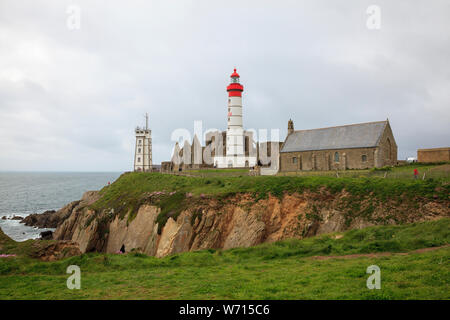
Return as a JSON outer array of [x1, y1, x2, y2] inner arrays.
[[279, 119, 397, 172]]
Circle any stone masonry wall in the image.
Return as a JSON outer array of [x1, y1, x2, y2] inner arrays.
[[417, 148, 450, 163]]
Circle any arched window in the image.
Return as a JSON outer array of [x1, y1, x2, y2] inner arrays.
[[334, 152, 339, 162], [293, 157, 297, 163], [138, 148, 141, 153], [362, 154, 367, 162], [137, 157, 141, 162]]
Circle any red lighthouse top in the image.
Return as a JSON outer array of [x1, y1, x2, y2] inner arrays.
[[227, 68, 244, 97]]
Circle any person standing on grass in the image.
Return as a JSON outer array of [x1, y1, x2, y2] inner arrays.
[[414, 168, 419, 179]]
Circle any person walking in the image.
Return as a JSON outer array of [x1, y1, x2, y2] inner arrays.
[[414, 168, 419, 179]]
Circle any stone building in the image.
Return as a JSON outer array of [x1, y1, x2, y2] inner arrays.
[[133, 113, 152, 172], [169, 130, 260, 171], [279, 119, 397, 171], [166, 130, 281, 172], [417, 147, 450, 163]]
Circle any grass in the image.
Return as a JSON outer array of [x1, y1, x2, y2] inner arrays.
[[183, 168, 251, 177], [0, 219, 449, 299], [0, 228, 58, 258], [278, 163, 450, 181]]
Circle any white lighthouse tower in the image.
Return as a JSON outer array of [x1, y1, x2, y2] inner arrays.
[[226, 68, 245, 166], [134, 113, 152, 172], [214, 68, 256, 168]]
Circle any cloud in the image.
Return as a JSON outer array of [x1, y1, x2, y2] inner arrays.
[[0, 0, 449, 171]]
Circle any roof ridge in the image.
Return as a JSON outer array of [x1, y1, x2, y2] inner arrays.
[[292, 120, 387, 133]]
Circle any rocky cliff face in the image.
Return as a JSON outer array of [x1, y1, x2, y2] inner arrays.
[[20, 191, 99, 229], [53, 190, 449, 257]]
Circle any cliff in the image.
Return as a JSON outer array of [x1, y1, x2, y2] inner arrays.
[[52, 173, 449, 257]]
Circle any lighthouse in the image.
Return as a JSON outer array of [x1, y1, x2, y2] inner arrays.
[[212, 68, 257, 168], [226, 68, 245, 161]]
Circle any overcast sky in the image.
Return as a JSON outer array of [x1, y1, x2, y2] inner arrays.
[[0, 0, 449, 171]]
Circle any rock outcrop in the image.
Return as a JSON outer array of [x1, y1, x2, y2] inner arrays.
[[53, 190, 450, 258], [2, 215, 24, 221], [21, 191, 100, 229], [0, 227, 81, 261], [29, 240, 82, 262], [21, 210, 58, 228]]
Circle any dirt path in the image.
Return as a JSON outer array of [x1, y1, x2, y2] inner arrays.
[[311, 244, 450, 260]]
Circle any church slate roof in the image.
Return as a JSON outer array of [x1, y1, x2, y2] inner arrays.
[[280, 121, 388, 153]]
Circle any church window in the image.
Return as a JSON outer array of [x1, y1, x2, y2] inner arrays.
[[334, 152, 339, 162], [293, 157, 297, 163], [362, 154, 367, 162]]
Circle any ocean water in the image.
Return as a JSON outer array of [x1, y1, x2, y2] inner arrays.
[[0, 172, 121, 241]]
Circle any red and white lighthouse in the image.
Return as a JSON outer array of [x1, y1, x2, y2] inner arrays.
[[226, 68, 245, 159], [212, 68, 256, 168]]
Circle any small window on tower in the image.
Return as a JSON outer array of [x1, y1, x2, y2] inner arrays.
[[138, 148, 141, 153], [137, 157, 141, 162], [138, 140, 142, 145]]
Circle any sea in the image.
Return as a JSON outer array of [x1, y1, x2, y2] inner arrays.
[[0, 172, 122, 242]]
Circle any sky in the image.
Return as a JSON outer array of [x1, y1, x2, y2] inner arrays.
[[0, 0, 449, 171]]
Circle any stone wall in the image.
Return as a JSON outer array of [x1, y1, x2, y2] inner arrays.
[[417, 148, 450, 163], [376, 121, 397, 167], [280, 147, 377, 171]]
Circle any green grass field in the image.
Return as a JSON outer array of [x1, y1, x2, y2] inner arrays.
[[1, 219, 449, 299], [176, 163, 450, 181], [278, 163, 450, 180]]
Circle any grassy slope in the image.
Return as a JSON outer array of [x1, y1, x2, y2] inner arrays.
[[279, 163, 450, 180], [1, 219, 449, 299], [89, 172, 449, 224]]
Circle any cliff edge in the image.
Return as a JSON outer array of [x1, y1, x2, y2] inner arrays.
[[52, 173, 450, 257]]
